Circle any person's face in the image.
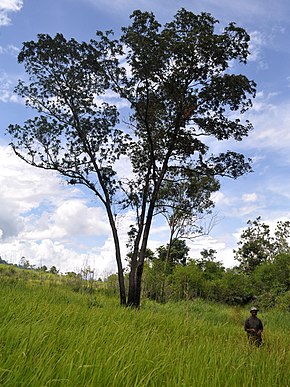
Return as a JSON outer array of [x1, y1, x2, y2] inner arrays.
[[251, 310, 257, 317]]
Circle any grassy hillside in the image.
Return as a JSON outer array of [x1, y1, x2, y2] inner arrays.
[[0, 277, 289, 386]]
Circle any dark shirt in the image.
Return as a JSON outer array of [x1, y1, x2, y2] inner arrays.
[[244, 316, 263, 335]]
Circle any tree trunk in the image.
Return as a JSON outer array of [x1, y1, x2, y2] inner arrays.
[[106, 207, 127, 305], [127, 130, 179, 308], [127, 263, 143, 308], [135, 261, 144, 307], [130, 204, 156, 307], [115, 241, 127, 306], [127, 261, 137, 306], [160, 230, 174, 303]]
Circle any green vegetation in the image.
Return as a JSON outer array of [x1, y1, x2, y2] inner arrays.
[[142, 218, 290, 311], [0, 270, 289, 386]]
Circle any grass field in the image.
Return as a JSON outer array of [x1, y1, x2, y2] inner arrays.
[[0, 279, 289, 386]]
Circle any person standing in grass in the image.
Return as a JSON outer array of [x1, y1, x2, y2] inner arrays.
[[244, 307, 263, 347]]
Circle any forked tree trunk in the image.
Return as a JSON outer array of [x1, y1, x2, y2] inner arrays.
[[127, 263, 143, 308]]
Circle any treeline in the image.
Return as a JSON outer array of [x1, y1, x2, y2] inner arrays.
[[0, 256, 59, 274], [1, 217, 289, 311], [108, 218, 290, 310], [141, 248, 290, 310], [0, 262, 103, 296]]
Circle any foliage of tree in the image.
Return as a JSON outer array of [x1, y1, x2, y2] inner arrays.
[[7, 9, 256, 307], [0, 257, 9, 265], [249, 253, 290, 308], [19, 257, 32, 269], [157, 239, 190, 270], [155, 173, 219, 256], [144, 238, 190, 302], [234, 217, 290, 273], [37, 265, 48, 272], [166, 260, 204, 301], [7, 32, 128, 304], [196, 249, 225, 280], [142, 220, 290, 308], [49, 265, 59, 275]]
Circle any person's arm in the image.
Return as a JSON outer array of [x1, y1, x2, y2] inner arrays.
[[257, 320, 263, 336]]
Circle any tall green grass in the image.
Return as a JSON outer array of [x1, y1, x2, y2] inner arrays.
[[0, 281, 289, 386]]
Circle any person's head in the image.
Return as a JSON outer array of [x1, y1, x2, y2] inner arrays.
[[250, 306, 258, 316]]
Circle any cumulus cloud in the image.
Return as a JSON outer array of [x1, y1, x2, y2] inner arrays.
[[22, 200, 111, 242], [211, 191, 235, 207], [0, 145, 123, 274], [0, 238, 118, 276], [0, 145, 146, 275], [0, 146, 76, 215], [0, 0, 23, 26], [185, 234, 239, 267]]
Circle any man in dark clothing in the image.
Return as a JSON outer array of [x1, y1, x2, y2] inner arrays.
[[244, 307, 263, 347]]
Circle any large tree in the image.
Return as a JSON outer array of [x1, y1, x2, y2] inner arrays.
[[7, 9, 256, 307]]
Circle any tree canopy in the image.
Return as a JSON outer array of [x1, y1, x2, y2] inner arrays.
[[7, 8, 256, 307], [234, 217, 290, 273]]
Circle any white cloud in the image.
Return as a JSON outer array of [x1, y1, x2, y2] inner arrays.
[[211, 191, 234, 207], [0, 238, 118, 276], [0, 44, 19, 56], [0, 145, 138, 274], [248, 30, 268, 69], [0, 0, 23, 26], [240, 94, 290, 158], [93, 90, 130, 110], [0, 72, 23, 103], [186, 234, 239, 267], [0, 146, 77, 215], [238, 204, 263, 217], [21, 200, 111, 242], [1, 116, 169, 275], [242, 193, 258, 203]]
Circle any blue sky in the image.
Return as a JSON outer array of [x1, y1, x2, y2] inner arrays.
[[1, 0, 290, 276]]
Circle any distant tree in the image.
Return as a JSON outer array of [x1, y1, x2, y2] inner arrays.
[[155, 239, 190, 302], [65, 271, 82, 279], [208, 268, 253, 305], [199, 248, 217, 261], [0, 257, 9, 265], [234, 217, 290, 273], [38, 265, 48, 272], [273, 220, 290, 255], [154, 172, 219, 301], [157, 239, 190, 270], [49, 266, 59, 275], [234, 217, 273, 273], [155, 172, 219, 256], [19, 257, 31, 269], [167, 260, 204, 301], [196, 249, 225, 280], [249, 253, 290, 308], [7, 9, 255, 307]]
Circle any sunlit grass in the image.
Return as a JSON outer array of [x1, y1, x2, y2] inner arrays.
[[0, 282, 289, 386]]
